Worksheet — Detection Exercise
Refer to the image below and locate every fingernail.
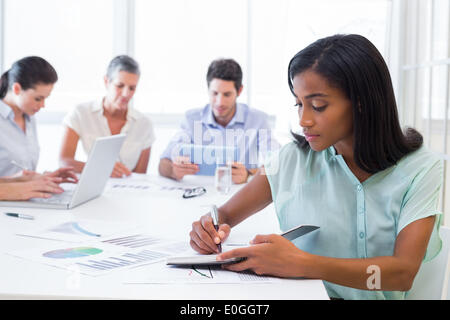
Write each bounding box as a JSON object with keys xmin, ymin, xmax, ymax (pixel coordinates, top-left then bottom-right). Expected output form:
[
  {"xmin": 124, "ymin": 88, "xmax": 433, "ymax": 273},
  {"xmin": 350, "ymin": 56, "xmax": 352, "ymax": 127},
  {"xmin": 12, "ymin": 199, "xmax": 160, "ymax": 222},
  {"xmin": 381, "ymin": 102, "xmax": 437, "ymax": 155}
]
[{"xmin": 215, "ymin": 237, "xmax": 220, "ymax": 244}]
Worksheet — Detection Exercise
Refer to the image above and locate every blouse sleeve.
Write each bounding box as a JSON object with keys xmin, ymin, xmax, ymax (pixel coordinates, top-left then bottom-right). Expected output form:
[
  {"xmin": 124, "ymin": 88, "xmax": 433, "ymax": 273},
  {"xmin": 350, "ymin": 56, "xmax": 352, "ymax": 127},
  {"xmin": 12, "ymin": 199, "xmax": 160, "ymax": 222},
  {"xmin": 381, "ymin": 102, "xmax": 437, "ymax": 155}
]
[
  {"xmin": 397, "ymin": 155, "xmax": 444, "ymax": 262},
  {"xmin": 264, "ymin": 142, "xmax": 302, "ymax": 212},
  {"xmin": 141, "ymin": 116, "xmax": 156, "ymax": 149},
  {"xmin": 62, "ymin": 105, "xmax": 82, "ymax": 135}
]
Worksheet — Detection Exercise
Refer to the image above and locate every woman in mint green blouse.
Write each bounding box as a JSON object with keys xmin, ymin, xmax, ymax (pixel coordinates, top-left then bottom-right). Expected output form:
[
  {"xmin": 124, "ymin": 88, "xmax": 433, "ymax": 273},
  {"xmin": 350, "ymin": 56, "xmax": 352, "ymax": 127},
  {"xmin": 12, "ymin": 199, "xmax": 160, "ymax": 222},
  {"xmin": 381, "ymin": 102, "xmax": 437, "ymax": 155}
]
[{"xmin": 189, "ymin": 34, "xmax": 443, "ymax": 300}]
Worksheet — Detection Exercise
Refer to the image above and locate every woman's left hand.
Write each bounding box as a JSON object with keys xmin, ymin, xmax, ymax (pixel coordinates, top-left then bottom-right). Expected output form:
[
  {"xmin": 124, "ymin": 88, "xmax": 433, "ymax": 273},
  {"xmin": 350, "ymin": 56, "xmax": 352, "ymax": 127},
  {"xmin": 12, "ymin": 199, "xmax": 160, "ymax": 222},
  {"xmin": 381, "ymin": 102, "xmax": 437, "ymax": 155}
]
[
  {"xmin": 217, "ymin": 234, "xmax": 311, "ymax": 278},
  {"xmin": 44, "ymin": 167, "xmax": 78, "ymax": 183}
]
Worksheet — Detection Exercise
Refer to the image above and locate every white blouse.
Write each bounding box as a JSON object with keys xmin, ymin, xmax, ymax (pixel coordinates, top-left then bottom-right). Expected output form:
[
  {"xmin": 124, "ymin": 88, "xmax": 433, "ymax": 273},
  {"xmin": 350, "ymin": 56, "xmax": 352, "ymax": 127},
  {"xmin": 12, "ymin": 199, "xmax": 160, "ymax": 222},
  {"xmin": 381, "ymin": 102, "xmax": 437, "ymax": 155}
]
[{"xmin": 63, "ymin": 99, "xmax": 156, "ymax": 171}]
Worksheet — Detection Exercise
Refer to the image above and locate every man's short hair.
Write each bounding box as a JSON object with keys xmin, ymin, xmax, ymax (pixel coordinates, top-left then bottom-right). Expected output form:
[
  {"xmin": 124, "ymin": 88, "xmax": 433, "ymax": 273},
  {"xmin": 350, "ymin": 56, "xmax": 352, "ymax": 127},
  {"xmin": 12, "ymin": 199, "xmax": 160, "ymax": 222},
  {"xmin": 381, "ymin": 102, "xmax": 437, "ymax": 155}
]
[{"xmin": 206, "ymin": 58, "xmax": 243, "ymax": 92}]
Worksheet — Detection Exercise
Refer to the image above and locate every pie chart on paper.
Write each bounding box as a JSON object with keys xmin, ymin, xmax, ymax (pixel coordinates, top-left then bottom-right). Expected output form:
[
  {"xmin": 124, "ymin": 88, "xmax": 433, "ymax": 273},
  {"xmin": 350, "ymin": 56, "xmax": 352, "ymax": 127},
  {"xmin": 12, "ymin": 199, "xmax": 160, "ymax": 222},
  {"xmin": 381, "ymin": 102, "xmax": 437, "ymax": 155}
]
[{"xmin": 43, "ymin": 247, "xmax": 103, "ymax": 259}]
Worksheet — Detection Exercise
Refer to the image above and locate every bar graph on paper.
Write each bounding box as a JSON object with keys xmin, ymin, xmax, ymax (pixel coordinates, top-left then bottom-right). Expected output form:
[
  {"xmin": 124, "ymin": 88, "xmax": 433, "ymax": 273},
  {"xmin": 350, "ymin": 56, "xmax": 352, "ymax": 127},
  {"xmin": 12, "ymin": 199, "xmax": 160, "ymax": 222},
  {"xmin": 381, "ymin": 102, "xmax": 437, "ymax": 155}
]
[
  {"xmin": 102, "ymin": 234, "xmax": 190, "ymax": 254},
  {"xmin": 7, "ymin": 231, "xmax": 190, "ymax": 276},
  {"xmin": 75, "ymin": 249, "xmax": 170, "ymax": 274},
  {"xmin": 102, "ymin": 234, "xmax": 163, "ymax": 248},
  {"xmin": 60, "ymin": 233, "xmax": 188, "ymax": 275}
]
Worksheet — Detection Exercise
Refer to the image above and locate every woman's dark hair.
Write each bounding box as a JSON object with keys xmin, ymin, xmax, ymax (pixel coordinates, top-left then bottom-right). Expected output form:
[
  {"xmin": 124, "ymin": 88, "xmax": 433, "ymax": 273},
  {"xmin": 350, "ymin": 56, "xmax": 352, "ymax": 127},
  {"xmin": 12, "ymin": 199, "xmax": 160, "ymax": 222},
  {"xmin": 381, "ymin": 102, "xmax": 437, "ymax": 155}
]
[
  {"xmin": 106, "ymin": 55, "xmax": 140, "ymax": 80},
  {"xmin": 288, "ymin": 34, "xmax": 423, "ymax": 174},
  {"xmin": 0, "ymin": 56, "xmax": 58, "ymax": 99},
  {"xmin": 207, "ymin": 58, "xmax": 243, "ymax": 92}
]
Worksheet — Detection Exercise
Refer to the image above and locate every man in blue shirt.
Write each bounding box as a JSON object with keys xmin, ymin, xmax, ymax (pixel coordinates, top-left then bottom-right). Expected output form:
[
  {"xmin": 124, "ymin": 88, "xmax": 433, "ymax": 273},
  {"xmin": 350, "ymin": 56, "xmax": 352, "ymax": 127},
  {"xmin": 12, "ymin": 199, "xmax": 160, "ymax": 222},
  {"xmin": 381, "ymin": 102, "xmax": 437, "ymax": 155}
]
[{"xmin": 159, "ymin": 58, "xmax": 279, "ymax": 184}]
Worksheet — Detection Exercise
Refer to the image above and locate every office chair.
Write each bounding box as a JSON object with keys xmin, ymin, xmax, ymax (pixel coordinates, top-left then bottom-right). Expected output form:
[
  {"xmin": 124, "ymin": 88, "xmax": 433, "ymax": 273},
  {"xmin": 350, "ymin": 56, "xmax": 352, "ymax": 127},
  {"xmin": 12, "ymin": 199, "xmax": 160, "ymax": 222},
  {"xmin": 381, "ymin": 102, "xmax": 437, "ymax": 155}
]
[{"xmin": 406, "ymin": 226, "xmax": 450, "ymax": 300}]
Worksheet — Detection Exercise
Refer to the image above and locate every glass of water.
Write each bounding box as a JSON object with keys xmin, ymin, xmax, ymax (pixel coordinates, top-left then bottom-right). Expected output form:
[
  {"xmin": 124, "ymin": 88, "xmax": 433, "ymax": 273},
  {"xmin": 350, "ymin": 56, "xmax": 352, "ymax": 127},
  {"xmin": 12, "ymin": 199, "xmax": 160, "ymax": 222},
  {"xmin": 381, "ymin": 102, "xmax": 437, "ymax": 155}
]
[{"xmin": 215, "ymin": 163, "xmax": 232, "ymax": 195}]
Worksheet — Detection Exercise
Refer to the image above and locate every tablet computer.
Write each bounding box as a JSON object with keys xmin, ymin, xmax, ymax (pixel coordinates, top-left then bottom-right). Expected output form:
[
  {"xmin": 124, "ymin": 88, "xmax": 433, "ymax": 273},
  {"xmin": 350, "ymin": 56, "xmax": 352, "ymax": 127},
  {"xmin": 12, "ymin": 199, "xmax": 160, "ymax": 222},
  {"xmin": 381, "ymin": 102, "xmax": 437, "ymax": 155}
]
[
  {"xmin": 166, "ymin": 255, "xmax": 244, "ymax": 266},
  {"xmin": 179, "ymin": 144, "xmax": 240, "ymax": 176},
  {"xmin": 280, "ymin": 225, "xmax": 319, "ymax": 241},
  {"xmin": 166, "ymin": 224, "xmax": 319, "ymax": 267}
]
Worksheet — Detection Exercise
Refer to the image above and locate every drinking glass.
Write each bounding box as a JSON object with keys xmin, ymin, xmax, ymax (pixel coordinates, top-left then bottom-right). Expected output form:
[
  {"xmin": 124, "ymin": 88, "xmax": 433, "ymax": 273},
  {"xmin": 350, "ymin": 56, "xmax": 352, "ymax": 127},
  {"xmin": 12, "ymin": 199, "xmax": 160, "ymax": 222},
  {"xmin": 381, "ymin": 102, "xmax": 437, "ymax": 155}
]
[{"xmin": 214, "ymin": 164, "xmax": 232, "ymax": 195}]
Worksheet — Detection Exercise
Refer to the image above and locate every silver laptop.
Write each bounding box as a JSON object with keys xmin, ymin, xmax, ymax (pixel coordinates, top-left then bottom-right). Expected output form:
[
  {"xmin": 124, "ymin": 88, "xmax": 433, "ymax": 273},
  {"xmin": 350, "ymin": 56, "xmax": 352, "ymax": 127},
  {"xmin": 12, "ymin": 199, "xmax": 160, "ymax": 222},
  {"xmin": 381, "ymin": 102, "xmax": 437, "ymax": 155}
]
[{"xmin": 0, "ymin": 134, "xmax": 126, "ymax": 210}]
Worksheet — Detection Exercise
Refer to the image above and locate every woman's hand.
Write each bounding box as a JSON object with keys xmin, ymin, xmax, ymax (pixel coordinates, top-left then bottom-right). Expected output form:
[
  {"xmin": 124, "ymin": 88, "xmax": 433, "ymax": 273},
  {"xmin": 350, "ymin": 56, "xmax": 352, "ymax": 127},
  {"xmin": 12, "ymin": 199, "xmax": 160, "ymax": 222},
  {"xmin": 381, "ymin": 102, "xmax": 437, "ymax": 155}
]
[
  {"xmin": 0, "ymin": 177, "xmax": 64, "ymax": 201},
  {"xmin": 218, "ymin": 234, "xmax": 310, "ymax": 278},
  {"xmin": 44, "ymin": 167, "xmax": 78, "ymax": 183},
  {"xmin": 190, "ymin": 213, "xmax": 231, "ymax": 254},
  {"xmin": 111, "ymin": 162, "xmax": 132, "ymax": 178}
]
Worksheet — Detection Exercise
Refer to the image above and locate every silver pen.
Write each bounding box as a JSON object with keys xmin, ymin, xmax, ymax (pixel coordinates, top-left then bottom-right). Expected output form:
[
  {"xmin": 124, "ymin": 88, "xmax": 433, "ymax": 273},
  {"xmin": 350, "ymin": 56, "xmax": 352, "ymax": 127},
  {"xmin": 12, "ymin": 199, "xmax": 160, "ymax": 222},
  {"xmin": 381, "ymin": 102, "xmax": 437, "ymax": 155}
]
[{"xmin": 211, "ymin": 205, "xmax": 222, "ymax": 253}]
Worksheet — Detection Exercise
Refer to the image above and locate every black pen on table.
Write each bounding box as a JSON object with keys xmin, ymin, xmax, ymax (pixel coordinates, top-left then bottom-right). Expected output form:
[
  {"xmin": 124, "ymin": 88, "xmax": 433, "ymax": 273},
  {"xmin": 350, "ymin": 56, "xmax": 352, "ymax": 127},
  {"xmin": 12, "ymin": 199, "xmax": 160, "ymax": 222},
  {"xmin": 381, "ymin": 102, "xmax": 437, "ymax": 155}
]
[
  {"xmin": 211, "ymin": 204, "xmax": 222, "ymax": 253},
  {"xmin": 4, "ymin": 212, "xmax": 35, "ymax": 220}
]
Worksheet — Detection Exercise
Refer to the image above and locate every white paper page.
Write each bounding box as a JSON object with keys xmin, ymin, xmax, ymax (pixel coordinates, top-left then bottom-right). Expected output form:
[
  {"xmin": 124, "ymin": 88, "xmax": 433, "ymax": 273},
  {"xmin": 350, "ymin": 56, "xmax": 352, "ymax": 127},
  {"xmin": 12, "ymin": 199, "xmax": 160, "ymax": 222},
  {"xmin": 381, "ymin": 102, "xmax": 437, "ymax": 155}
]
[
  {"xmin": 105, "ymin": 179, "xmax": 159, "ymax": 193},
  {"xmin": 105, "ymin": 174, "xmax": 205, "ymax": 195},
  {"xmin": 6, "ymin": 233, "xmax": 188, "ymax": 276},
  {"xmin": 124, "ymin": 243, "xmax": 281, "ymax": 284},
  {"xmin": 16, "ymin": 219, "xmax": 139, "ymax": 243},
  {"xmin": 124, "ymin": 261, "xmax": 281, "ymax": 284}
]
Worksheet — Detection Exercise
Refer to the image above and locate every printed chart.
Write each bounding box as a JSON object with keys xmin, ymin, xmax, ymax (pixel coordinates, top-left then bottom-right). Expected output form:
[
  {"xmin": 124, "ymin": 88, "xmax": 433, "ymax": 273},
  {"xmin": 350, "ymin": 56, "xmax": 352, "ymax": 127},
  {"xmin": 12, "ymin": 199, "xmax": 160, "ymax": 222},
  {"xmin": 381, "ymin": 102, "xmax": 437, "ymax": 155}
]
[
  {"xmin": 8, "ymin": 232, "xmax": 189, "ymax": 276},
  {"xmin": 50, "ymin": 222, "xmax": 101, "ymax": 238},
  {"xmin": 17, "ymin": 219, "xmax": 136, "ymax": 243},
  {"xmin": 75, "ymin": 249, "xmax": 170, "ymax": 273},
  {"xmin": 102, "ymin": 234, "xmax": 163, "ymax": 248},
  {"xmin": 43, "ymin": 247, "xmax": 102, "ymax": 259}
]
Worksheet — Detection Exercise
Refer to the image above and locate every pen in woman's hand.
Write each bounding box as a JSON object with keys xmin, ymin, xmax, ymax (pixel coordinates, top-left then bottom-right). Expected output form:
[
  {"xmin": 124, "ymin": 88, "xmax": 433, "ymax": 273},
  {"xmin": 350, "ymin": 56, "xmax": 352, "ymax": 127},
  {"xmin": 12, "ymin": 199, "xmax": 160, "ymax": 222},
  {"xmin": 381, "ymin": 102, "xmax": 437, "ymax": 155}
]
[{"xmin": 211, "ymin": 205, "xmax": 222, "ymax": 253}]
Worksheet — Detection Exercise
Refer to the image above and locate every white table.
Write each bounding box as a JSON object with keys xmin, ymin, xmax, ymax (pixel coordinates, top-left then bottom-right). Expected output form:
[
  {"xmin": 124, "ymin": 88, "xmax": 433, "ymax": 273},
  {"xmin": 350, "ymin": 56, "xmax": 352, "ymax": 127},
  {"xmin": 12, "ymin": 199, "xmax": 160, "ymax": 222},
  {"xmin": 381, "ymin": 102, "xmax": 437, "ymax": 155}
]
[{"xmin": 0, "ymin": 174, "xmax": 328, "ymax": 300}]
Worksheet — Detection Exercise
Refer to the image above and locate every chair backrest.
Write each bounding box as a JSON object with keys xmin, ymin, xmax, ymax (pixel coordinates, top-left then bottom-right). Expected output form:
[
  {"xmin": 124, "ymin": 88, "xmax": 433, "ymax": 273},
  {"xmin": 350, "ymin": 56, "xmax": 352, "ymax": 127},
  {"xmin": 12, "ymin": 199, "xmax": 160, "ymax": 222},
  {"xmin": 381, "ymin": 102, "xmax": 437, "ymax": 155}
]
[
  {"xmin": 442, "ymin": 251, "xmax": 450, "ymax": 299},
  {"xmin": 406, "ymin": 226, "xmax": 450, "ymax": 300}
]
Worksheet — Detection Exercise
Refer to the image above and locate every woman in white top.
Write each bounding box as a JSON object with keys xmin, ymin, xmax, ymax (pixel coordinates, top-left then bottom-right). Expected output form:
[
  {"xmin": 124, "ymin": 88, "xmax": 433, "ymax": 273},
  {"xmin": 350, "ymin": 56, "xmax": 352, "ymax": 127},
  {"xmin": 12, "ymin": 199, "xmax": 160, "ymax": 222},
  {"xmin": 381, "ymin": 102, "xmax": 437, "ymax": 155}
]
[{"xmin": 60, "ymin": 55, "xmax": 156, "ymax": 177}]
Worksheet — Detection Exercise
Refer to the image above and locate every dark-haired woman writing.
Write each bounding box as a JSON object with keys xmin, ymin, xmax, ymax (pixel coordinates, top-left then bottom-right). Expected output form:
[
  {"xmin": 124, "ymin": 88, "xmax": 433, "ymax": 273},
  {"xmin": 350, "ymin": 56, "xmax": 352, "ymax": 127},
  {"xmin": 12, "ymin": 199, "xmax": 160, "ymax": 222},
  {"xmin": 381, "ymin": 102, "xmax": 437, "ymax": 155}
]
[
  {"xmin": 0, "ymin": 56, "xmax": 77, "ymax": 194},
  {"xmin": 189, "ymin": 34, "xmax": 443, "ymax": 300}
]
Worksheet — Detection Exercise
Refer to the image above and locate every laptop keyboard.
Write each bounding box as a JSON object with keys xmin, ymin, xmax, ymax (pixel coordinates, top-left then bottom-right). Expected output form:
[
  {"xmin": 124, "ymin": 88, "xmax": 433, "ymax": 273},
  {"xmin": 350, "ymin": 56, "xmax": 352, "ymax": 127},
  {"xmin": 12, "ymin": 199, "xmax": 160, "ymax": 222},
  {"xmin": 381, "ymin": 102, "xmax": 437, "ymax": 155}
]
[{"xmin": 30, "ymin": 190, "xmax": 74, "ymax": 204}]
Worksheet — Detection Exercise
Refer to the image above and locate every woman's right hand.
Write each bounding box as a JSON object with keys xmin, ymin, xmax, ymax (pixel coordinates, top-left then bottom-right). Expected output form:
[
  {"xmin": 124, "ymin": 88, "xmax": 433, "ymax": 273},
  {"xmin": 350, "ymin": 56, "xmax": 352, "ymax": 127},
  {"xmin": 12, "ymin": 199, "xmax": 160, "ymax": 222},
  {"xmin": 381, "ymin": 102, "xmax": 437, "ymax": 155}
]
[
  {"xmin": 1, "ymin": 177, "xmax": 64, "ymax": 201},
  {"xmin": 190, "ymin": 213, "xmax": 231, "ymax": 254},
  {"xmin": 111, "ymin": 162, "xmax": 132, "ymax": 178}
]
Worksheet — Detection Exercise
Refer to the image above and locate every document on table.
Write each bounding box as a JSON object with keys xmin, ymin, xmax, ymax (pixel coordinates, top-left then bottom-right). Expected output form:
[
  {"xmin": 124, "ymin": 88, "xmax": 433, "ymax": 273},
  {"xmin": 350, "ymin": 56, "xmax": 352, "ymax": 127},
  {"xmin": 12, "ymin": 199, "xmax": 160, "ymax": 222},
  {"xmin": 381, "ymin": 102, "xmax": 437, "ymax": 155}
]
[
  {"xmin": 124, "ymin": 262, "xmax": 281, "ymax": 284},
  {"xmin": 105, "ymin": 173, "xmax": 205, "ymax": 194},
  {"xmin": 124, "ymin": 245, "xmax": 281, "ymax": 284},
  {"xmin": 106, "ymin": 179, "xmax": 159, "ymax": 192},
  {"xmin": 16, "ymin": 219, "xmax": 138, "ymax": 243},
  {"xmin": 6, "ymin": 233, "xmax": 190, "ymax": 276}
]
